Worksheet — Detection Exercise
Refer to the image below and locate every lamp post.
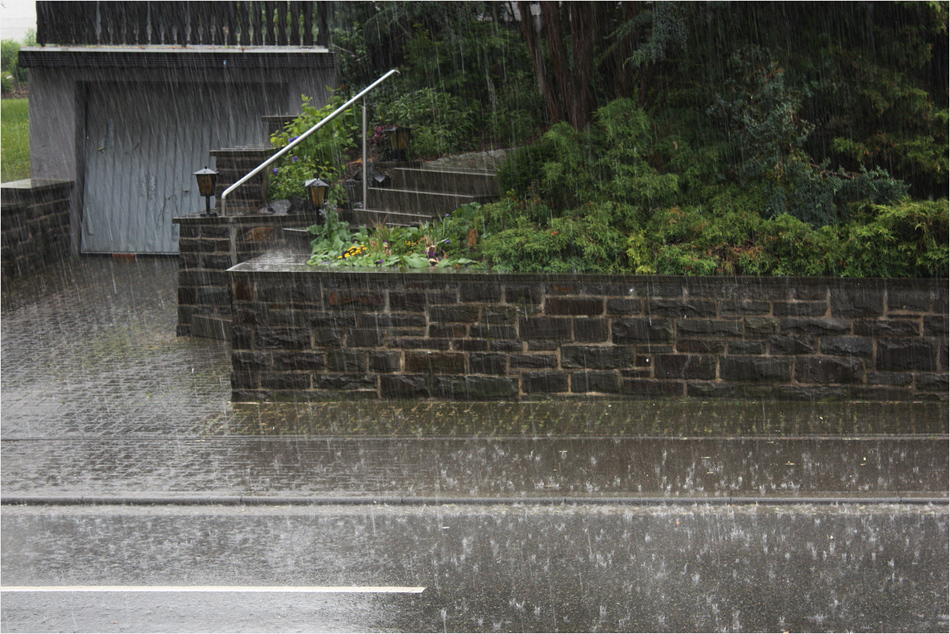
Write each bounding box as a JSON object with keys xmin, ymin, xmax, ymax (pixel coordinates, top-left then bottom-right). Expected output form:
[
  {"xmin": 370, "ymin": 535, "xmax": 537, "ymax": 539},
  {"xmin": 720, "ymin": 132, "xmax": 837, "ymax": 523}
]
[
  {"xmin": 305, "ymin": 177, "xmax": 330, "ymax": 221},
  {"xmin": 383, "ymin": 126, "xmax": 412, "ymax": 161},
  {"xmin": 194, "ymin": 167, "xmax": 218, "ymax": 217}
]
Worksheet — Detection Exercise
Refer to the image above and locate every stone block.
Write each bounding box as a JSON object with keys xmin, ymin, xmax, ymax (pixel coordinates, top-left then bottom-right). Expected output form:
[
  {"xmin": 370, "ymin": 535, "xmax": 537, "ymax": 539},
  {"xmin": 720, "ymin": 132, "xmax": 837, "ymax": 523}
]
[
  {"xmin": 460, "ymin": 282, "xmax": 503, "ymax": 303},
  {"xmin": 574, "ymin": 319, "xmax": 609, "ymax": 343},
  {"xmin": 612, "ymin": 318, "xmax": 673, "ymax": 344},
  {"xmin": 745, "ymin": 317, "xmax": 780, "ymax": 336},
  {"xmin": 876, "ymin": 339, "xmax": 938, "ymax": 372},
  {"xmin": 854, "ymin": 320, "xmax": 920, "ymax": 338},
  {"xmin": 428, "ymin": 290, "xmax": 459, "ymax": 304},
  {"xmin": 923, "ymin": 316, "xmax": 949, "ymax": 338},
  {"xmin": 327, "ymin": 291, "xmax": 384, "ymax": 309},
  {"xmin": 389, "ymin": 338, "xmax": 451, "ymax": 350},
  {"xmin": 820, "ymin": 337, "xmax": 873, "ymax": 357},
  {"xmin": 260, "ymin": 372, "xmax": 311, "ymax": 390},
  {"xmin": 916, "ymin": 373, "xmax": 949, "ymax": 392},
  {"xmin": 233, "ymin": 350, "xmax": 269, "ymax": 372},
  {"xmin": 489, "ymin": 340, "xmax": 524, "ymax": 352},
  {"xmin": 259, "ymin": 284, "xmax": 321, "ymax": 305},
  {"xmin": 255, "ymin": 327, "xmax": 309, "ymax": 350},
  {"xmin": 727, "ymin": 341, "xmax": 766, "ymax": 355},
  {"xmin": 311, "ymin": 327, "xmax": 344, "ymax": 346},
  {"xmin": 520, "ymin": 317, "xmax": 573, "ymax": 341},
  {"xmin": 510, "ymin": 354, "xmax": 558, "ymax": 369},
  {"xmin": 348, "ymin": 329, "xmax": 384, "ymax": 347},
  {"xmin": 230, "ymin": 370, "xmax": 260, "ymax": 390},
  {"xmin": 653, "ymin": 355, "xmax": 717, "ymax": 380},
  {"xmin": 571, "ymin": 371, "xmax": 621, "ymax": 394},
  {"xmin": 470, "ymin": 324, "xmax": 517, "ymax": 339},
  {"xmin": 370, "ymin": 351, "xmax": 402, "ymax": 373},
  {"xmin": 621, "ymin": 379, "xmax": 685, "ymax": 397},
  {"xmin": 381, "ymin": 374, "xmax": 430, "ymax": 398},
  {"xmin": 431, "ymin": 324, "xmax": 468, "ymax": 339},
  {"xmin": 326, "ymin": 350, "xmax": 368, "ymax": 372},
  {"xmin": 271, "ymin": 351, "xmax": 325, "ymax": 372},
  {"xmin": 199, "ymin": 225, "xmax": 231, "ymax": 239},
  {"xmin": 522, "ymin": 371, "xmax": 569, "ymax": 393},
  {"xmin": 606, "ymin": 299, "xmax": 643, "ymax": 315},
  {"xmin": 359, "ymin": 313, "xmax": 427, "ymax": 329},
  {"xmin": 677, "ymin": 339, "xmax": 727, "ymax": 354},
  {"xmin": 405, "ymin": 351, "xmax": 466, "ymax": 374},
  {"xmin": 866, "ymin": 372, "xmax": 913, "ymax": 386},
  {"xmin": 887, "ymin": 288, "xmax": 934, "ymax": 313},
  {"xmin": 430, "ymin": 305, "xmax": 481, "ymax": 323},
  {"xmin": 561, "ymin": 345, "xmax": 637, "ymax": 370},
  {"xmin": 232, "ymin": 325, "xmax": 255, "ymax": 350},
  {"xmin": 546, "ymin": 297, "xmax": 604, "ymax": 316},
  {"xmin": 483, "ymin": 308, "xmax": 518, "ymax": 325},
  {"xmin": 431, "ymin": 376, "xmax": 518, "ymax": 400},
  {"xmin": 830, "ymin": 287, "xmax": 884, "ymax": 318},
  {"xmin": 719, "ymin": 299, "xmax": 771, "ymax": 316},
  {"xmin": 645, "ymin": 298, "xmax": 716, "ymax": 318},
  {"xmin": 720, "ymin": 356, "xmax": 793, "ymax": 382},
  {"xmin": 390, "ymin": 292, "xmax": 427, "ymax": 311},
  {"xmin": 780, "ymin": 318, "xmax": 851, "ymax": 336},
  {"xmin": 795, "ymin": 356, "xmax": 864, "ymax": 384},
  {"xmin": 453, "ymin": 339, "xmax": 489, "ymax": 352},
  {"xmin": 469, "ymin": 353, "xmax": 508, "ymax": 375},
  {"xmin": 312, "ymin": 374, "xmax": 377, "ymax": 391},
  {"xmin": 677, "ymin": 319, "xmax": 743, "ymax": 337},
  {"xmin": 772, "ymin": 302, "xmax": 828, "ymax": 317},
  {"xmin": 504, "ymin": 285, "xmax": 543, "ymax": 304},
  {"xmin": 770, "ymin": 335, "xmax": 817, "ymax": 355}
]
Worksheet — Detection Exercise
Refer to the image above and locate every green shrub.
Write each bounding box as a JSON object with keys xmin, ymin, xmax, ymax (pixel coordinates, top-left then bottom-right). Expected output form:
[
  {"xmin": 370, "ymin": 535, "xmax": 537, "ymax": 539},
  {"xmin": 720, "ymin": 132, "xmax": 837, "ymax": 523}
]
[
  {"xmin": 269, "ymin": 93, "xmax": 360, "ymax": 202},
  {"xmin": 373, "ymin": 87, "xmax": 477, "ymax": 159}
]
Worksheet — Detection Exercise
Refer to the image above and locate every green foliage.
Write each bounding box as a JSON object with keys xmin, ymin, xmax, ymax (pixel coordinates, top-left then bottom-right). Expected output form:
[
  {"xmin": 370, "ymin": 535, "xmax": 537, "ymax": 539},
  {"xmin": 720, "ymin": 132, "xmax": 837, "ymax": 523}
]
[
  {"xmin": 307, "ymin": 208, "xmax": 482, "ymax": 270},
  {"xmin": 1, "ymin": 39, "xmax": 26, "ymax": 87},
  {"xmin": 1, "ymin": 98, "xmax": 30, "ymax": 181},
  {"xmin": 373, "ymin": 87, "xmax": 477, "ymax": 159},
  {"xmin": 269, "ymin": 93, "xmax": 360, "ymax": 202}
]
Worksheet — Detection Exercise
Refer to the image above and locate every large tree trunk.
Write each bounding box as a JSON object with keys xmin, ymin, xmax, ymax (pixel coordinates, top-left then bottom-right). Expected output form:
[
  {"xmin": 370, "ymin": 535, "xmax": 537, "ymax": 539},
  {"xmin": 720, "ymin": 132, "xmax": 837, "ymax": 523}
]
[{"xmin": 518, "ymin": 1, "xmax": 563, "ymax": 125}]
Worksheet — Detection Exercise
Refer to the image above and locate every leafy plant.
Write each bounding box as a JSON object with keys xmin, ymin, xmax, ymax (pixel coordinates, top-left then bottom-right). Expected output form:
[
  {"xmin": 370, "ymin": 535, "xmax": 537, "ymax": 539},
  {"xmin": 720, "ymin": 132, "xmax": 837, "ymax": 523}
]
[{"xmin": 269, "ymin": 93, "xmax": 361, "ymax": 202}]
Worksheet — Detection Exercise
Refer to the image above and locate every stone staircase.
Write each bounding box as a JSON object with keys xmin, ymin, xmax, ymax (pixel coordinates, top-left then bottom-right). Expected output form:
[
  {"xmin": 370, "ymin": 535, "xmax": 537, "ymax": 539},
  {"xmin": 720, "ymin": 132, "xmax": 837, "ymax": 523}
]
[{"xmin": 341, "ymin": 162, "xmax": 501, "ymax": 227}]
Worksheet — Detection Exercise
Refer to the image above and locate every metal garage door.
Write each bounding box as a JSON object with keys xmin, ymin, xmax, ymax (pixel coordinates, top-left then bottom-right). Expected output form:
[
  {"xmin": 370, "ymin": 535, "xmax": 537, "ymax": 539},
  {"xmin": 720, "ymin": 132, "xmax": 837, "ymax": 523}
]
[{"xmin": 81, "ymin": 81, "xmax": 281, "ymax": 254}]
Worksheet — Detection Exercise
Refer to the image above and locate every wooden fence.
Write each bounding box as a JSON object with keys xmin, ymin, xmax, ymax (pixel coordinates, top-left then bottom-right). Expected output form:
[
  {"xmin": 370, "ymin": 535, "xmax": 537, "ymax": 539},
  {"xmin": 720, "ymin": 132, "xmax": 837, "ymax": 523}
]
[{"xmin": 36, "ymin": 1, "xmax": 329, "ymax": 47}]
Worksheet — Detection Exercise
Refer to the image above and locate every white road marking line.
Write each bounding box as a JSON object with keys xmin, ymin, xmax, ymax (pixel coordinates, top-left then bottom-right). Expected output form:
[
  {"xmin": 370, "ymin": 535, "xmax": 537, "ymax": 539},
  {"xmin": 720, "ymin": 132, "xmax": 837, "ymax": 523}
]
[{"xmin": 2, "ymin": 585, "xmax": 425, "ymax": 594}]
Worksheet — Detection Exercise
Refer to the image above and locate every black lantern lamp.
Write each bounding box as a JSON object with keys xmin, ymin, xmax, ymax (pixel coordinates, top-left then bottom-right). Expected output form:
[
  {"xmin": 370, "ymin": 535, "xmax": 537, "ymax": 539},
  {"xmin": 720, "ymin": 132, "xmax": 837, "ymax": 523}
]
[
  {"xmin": 194, "ymin": 166, "xmax": 218, "ymax": 217},
  {"xmin": 384, "ymin": 126, "xmax": 412, "ymax": 161},
  {"xmin": 305, "ymin": 177, "xmax": 330, "ymax": 213}
]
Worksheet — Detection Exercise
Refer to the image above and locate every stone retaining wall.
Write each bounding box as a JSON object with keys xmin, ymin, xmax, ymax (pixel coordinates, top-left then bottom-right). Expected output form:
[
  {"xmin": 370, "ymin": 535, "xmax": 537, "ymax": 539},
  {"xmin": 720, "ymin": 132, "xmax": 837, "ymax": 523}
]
[
  {"xmin": 173, "ymin": 214, "xmax": 317, "ymax": 339},
  {"xmin": 1, "ymin": 179, "xmax": 73, "ymax": 277},
  {"xmin": 229, "ymin": 257, "xmax": 948, "ymax": 402}
]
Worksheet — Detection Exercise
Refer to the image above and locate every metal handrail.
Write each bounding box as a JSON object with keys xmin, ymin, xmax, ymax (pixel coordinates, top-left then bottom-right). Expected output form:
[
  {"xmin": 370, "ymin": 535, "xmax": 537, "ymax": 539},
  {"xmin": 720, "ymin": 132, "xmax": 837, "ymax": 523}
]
[{"xmin": 220, "ymin": 68, "xmax": 399, "ymax": 215}]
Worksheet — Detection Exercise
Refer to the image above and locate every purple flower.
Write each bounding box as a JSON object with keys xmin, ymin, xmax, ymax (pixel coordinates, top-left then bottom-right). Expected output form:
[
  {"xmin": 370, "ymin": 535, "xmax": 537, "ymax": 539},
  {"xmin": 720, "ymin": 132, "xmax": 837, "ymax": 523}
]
[
  {"xmin": 290, "ymin": 136, "xmax": 298, "ymax": 142},
  {"xmin": 445, "ymin": 239, "xmax": 451, "ymax": 245},
  {"xmin": 272, "ymin": 167, "xmax": 279, "ymax": 174},
  {"xmin": 291, "ymin": 156, "xmax": 299, "ymax": 162}
]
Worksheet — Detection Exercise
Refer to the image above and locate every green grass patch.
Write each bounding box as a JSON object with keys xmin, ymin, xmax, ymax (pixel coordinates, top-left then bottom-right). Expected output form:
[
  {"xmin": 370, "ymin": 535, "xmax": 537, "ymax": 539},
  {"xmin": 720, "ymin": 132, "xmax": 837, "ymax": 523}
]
[{"xmin": 1, "ymin": 98, "xmax": 29, "ymax": 182}]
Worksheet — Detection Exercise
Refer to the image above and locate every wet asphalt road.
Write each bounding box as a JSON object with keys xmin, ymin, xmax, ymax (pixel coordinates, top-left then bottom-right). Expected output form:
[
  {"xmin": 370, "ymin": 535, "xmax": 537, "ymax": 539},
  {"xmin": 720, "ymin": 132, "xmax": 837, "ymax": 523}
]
[
  {"xmin": 3, "ymin": 504, "xmax": 948, "ymax": 633},
  {"xmin": 2, "ymin": 257, "xmax": 948, "ymax": 632}
]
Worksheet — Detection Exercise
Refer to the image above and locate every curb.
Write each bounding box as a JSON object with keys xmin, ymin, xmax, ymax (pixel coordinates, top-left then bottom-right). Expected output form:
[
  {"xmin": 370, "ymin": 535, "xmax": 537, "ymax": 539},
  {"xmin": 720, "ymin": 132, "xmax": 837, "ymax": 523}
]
[{"xmin": 2, "ymin": 495, "xmax": 947, "ymax": 507}]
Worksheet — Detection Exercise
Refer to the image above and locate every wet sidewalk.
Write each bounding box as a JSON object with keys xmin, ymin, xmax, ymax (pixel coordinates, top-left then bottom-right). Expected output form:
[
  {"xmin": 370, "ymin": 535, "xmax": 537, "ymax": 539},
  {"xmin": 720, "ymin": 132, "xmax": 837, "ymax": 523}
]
[{"xmin": 1, "ymin": 256, "xmax": 947, "ymax": 503}]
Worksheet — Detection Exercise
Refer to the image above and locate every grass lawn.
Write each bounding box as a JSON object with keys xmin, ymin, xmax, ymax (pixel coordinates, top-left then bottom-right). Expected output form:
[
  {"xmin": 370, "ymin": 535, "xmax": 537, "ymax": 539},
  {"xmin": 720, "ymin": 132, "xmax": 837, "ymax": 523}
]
[{"xmin": 1, "ymin": 98, "xmax": 29, "ymax": 182}]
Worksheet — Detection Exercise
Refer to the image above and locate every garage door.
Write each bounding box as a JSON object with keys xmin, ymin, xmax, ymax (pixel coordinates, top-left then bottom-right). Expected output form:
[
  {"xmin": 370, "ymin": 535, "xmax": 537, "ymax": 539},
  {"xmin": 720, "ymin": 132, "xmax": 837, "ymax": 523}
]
[{"xmin": 81, "ymin": 81, "xmax": 281, "ymax": 254}]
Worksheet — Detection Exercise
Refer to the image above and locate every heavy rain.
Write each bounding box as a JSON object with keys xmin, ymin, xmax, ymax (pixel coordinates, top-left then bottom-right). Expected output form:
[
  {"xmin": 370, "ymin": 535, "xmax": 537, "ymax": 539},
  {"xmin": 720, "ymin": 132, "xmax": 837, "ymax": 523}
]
[{"xmin": 1, "ymin": 1, "xmax": 947, "ymax": 632}]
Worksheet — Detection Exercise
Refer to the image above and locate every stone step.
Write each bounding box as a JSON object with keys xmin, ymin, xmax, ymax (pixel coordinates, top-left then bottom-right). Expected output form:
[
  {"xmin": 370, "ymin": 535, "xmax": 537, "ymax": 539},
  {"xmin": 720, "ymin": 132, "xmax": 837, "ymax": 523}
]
[
  {"xmin": 364, "ymin": 188, "xmax": 484, "ymax": 216},
  {"xmin": 388, "ymin": 167, "xmax": 499, "ymax": 197},
  {"xmin": 340, "ymin": 208, "xmax": 435, "ymax": 228}
]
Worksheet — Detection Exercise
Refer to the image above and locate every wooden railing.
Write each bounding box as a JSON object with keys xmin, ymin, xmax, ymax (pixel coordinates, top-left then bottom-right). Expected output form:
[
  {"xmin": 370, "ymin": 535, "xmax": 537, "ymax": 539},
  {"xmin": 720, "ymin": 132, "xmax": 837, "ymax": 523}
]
[{"xmin": 36, "ymin": 1, "xmax": 329, "ymax": 47}]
